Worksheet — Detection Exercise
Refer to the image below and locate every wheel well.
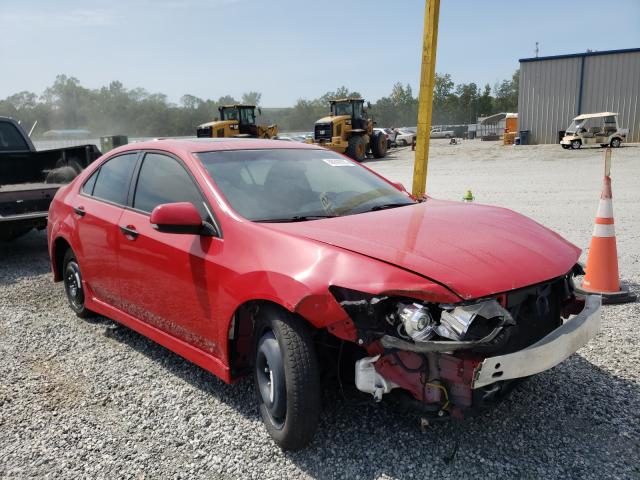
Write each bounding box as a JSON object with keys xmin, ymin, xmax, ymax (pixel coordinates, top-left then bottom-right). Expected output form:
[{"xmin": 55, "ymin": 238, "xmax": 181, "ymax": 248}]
[
  {"xmin": 227, "ymin": 300, "xmax": 321, "ymax": 380},
  {"xmin": 52, "ymin": 237, "xmax": 71, "ymax": 282}
]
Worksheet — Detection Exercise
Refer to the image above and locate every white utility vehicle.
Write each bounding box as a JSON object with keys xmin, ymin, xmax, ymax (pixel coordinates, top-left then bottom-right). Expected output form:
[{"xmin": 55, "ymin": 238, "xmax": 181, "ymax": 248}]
[
  {"xmin": 430, "ymin": 126, "xmax": 455, "ymax": 139},
  {"xmin": 560, "ymin": 112, "xmax": 628, "ymax": 149}
]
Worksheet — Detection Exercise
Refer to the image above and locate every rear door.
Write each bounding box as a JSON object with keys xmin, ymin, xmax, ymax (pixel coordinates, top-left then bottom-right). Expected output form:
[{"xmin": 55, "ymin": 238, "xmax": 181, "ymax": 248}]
[
  {"xmin": 73, "ymin": 152, "xmax": 139, "ymax": 307},
  {"xmin": 116, "ymin": 151, "xmax": 223, "ymax": 356}
]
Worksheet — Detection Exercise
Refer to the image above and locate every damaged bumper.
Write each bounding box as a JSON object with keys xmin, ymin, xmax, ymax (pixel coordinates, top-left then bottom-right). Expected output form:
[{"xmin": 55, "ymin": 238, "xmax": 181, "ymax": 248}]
[{"xmin": 472, "ymin": 295, "xmax": 601, "ymax": 388}]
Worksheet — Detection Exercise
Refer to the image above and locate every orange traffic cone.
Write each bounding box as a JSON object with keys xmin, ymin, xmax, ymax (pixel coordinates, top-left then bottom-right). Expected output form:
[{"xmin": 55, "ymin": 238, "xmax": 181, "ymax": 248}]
[{"xmin": 576, "ymin": 149, "xmax": 636, "ymax": 304}]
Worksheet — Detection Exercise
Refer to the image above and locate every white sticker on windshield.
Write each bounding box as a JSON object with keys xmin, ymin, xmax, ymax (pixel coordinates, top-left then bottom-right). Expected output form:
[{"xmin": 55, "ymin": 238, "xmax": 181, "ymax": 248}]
[{"xmin": 322, "ymin": 157, "xmax": 354, "ymax": 167}]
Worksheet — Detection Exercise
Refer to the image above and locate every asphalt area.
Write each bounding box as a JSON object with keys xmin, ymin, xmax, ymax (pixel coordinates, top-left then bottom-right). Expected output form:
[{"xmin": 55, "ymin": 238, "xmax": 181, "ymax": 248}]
[{"xmin": 1, "ymin": 140, "xmax": 638, "ymax": 479}]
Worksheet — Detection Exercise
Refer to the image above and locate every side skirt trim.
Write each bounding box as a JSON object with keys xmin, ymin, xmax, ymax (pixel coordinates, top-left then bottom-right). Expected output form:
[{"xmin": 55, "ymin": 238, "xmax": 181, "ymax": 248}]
[{"xmin": 86, "ymin": 296, "xmax": 232, "ymax": 383}]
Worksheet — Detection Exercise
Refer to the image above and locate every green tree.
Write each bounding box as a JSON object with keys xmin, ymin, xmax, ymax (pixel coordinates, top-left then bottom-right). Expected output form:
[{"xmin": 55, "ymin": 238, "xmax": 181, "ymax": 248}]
[
  {"xmin": 494, "ymin": 69, "xmax": 519, "ymax": 112},
  {"xmin": 241, "ymin": 91, "xmax": 262, "ymax": 106}
]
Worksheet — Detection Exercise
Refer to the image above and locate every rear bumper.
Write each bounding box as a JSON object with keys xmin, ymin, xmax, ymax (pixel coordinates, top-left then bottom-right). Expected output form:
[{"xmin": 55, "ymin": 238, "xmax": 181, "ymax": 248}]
[{"xmin": 472, "ymin": 295, "xmax": 601, "ymax": 388}]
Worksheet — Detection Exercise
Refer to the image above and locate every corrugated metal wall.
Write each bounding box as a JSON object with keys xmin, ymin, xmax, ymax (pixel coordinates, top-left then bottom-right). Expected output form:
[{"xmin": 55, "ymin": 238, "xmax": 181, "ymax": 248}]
[
  {"xmin": 581, "ymin": 52, "xmax": 640, "ymax": 143},
  {"xmin": 518, "ymin": 50, "xmax": 640, "ymax": 144}
]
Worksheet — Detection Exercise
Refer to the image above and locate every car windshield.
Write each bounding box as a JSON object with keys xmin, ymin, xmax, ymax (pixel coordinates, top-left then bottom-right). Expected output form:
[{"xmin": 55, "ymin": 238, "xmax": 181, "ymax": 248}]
[
  {"xmin": 332, "ymin": 103, "xmax": 352, "ymax": 116},
  {"xmin": 197, "ymin": 149, "xmax": 415, "ymax": 222},
  {"xmin": 239, "ymin": 108, "xmax": 255, "ymax": 125},
  {"xmin": 566, "ymin": 119, "xmax": 584, "ymax": 133},
  {"xmin": 220, "ymin": 108, "xmax": 239, "ymax": 121}
]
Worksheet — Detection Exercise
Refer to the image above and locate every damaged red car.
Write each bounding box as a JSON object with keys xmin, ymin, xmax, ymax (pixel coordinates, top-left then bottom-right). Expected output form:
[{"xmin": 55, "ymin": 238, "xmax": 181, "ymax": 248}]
[{"xmin": 47, "ymin": 139, "xmax": 601, "ymax": 450}]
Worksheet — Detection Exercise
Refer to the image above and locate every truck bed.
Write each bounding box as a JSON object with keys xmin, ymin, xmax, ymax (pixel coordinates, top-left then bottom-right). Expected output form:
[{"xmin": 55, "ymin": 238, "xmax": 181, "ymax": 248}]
[
  {"xmin": 0, "ymin": 117, "xmax": 101, "ymax": 240},
  {"xmin": 0, "ymin": 182, "xmax": 62, "ymax": 221},
  {"xmin": 0, "ymin": 182, "xmax": 64, "ymax": 192}
]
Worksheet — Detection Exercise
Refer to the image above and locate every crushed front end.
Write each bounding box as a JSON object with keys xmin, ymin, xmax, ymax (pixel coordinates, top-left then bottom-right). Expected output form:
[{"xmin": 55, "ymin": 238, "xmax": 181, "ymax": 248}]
[{"xmin": 331, "ymin": 266, "xmax": 601, "ymax": 420}]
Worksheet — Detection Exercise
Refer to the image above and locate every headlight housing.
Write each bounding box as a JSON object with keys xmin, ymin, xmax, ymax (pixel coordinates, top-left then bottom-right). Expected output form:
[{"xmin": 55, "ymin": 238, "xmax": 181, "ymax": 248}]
[
  {"xmin": 437, "ymin": 300, "xmax": 512, "ymax": 341},
  {"xmin": 398, "ymin": 303, "xmax": 434, "ymax": 341},
  {"xmin": 329, "ymin": 286, "xmax": 512, "ymax": 348}
]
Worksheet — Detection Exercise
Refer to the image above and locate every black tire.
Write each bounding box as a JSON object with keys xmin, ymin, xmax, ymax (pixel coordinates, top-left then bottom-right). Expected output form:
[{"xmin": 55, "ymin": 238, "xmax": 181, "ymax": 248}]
[
  {"xmin": 600, "ymin": 144, "xmax": 608, "ymax": 147},
  {"xmin": 62, "ymin": 249, "xmax": 94, "ymax": 318},
  {"xmin": 346, "ymin": 135, "xmax": 366, "ymax": 162},
  {"xmin": 253, "ymin": 307, "xmax": 320, "ymax": 450},
  {"xmin": 370, "ymin": 131, "xmax": 388, "ymax": 159},
  {"xmin": 610, "ymin": 138, "xmax": 621, "ymax": 148},
  {"xmin": 55, "ymin": 158, "xmax": 83, "ymax": 175},
  {"xmin": 67, "ymin": 159, "xmax": 84, "ymax": 175},
  {"xmin": 399, "ymin": 139, "xmax": 407, "ymax": 147},
  {"xmin": 45, "ymin": 166, "xmax": 77, "ymax": 184},
  {"xmin": 561, "ymin": 144, "xmax": 570, "ymax": 150},
  {"xmin": 570, "ymin": 139, "xmax": 581, "ymax": 150}
]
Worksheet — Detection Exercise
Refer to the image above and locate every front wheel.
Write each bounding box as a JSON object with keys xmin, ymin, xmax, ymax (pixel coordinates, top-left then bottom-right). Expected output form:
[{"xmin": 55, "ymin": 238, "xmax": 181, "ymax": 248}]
[
  {"xmin": 346, "ymin": 135, "xmax": 366, "ymax": 162},
  {"xmin": 610, "ymin": 138, "xmax": 621, "ymax": 148},
  {"xmin": 561, "ymin": 144, "xmax": 570, "ymax": 149},
  {"xmin": 571, "ymin": 139, "xmax": 581, "ymax": 150},
  {"xmin": 254, "ymin": 307, "xmax": 320, "ymax": 450}
]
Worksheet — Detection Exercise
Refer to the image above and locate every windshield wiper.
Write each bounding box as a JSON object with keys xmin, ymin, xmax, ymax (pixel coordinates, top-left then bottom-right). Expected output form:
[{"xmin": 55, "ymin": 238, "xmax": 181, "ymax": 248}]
[
  {"xmin": 256, "ymin": 215, "xmax": 338, "ymax": 223},
  {"xmin": 367, "ymin": 202, "xmax": 415, "ymax": 212}
]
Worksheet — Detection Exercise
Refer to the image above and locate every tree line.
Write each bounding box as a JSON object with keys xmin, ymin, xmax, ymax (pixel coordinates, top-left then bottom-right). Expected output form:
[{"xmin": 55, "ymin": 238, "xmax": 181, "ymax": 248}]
[{"xmin": 0, "ymin": 72, "xmax": 518, "ymax": 137}]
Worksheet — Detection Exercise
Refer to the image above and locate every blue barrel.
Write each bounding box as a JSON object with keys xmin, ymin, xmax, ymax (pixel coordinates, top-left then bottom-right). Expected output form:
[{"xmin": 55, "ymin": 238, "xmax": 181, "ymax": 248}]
[{"xmin": 519, "ymin": 130, "xmax": 530, "ymax": 145}]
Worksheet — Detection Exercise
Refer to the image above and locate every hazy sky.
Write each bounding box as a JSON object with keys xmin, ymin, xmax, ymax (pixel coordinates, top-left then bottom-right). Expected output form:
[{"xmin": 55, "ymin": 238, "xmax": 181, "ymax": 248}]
[{"xmin": 1, "ymin": 0, "xmax": 639, "ymax": 106}]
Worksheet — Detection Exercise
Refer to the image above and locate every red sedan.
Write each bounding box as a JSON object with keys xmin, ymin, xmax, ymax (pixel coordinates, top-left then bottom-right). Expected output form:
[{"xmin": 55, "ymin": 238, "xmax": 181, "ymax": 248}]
[{"xmin": 47, "ymin": 139, "xmax": 601, "ymax": 449}]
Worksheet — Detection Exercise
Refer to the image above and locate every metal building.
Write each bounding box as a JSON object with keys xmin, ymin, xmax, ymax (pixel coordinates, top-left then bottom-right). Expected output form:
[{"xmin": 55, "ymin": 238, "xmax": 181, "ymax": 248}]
[{"xmin": 518, "ymin": 48, "xmax": 640, "ymax": 144}]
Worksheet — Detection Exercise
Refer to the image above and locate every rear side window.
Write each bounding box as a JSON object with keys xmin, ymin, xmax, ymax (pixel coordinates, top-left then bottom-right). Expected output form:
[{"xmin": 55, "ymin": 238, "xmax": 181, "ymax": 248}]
[
  {"xmin": 91, "ymin": 153, "xmax": 138, "ymax": 205},
  {"xmin": 133, "ymin": 153, "xmax": 207, "ymax": 218},
  {"xmin": 0, "ymin": 122, "xmax": 29, "ymax": 151},
  {"xmin": 82, "ymin": 170, "xmax": 99, "ymax": 195}
]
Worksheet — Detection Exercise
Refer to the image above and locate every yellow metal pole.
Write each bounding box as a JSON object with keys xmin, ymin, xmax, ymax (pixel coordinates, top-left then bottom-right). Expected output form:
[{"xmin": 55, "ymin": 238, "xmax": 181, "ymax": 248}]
[{"xmin": 412, "ymin": 0, "xmax": 440, "ymax": 197}]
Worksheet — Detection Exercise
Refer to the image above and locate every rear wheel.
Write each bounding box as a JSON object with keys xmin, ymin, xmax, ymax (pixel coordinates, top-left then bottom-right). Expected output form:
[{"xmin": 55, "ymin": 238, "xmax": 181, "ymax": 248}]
[
  {"xmin": 571, "ymin": 139, "xmax": 581, "ymax": 150},
  {"xmin": 346, "ymin": 135, "xmax": 366, "ymax": 162},
  {"xmin": 561, "ymin": 144, "xmax": 570, "ymax": 150},
  {"xmin": 371, "ymin": 131, "xmax": 388, "ymax": 158},
  {"xmin": 254, "ymin": 307, "xmax": 320, "ymax": 450},
  {"xmin": 62, "ymin": 249, "xmax": 94, "ymax": 318},
  {"xmin": 398, "ymin": 139, "xmax": 407, "ymax": 147},
  {"xmin": 610, "ymin": 138, "xmax": 621, "ymax": 148}
]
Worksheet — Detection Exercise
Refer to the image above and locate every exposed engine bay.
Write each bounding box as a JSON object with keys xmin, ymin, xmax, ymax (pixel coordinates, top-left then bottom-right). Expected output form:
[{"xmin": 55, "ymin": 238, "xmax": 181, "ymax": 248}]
[{"xmin": 331, "ymin": 265, "xmax": 594, "ymax": 419}]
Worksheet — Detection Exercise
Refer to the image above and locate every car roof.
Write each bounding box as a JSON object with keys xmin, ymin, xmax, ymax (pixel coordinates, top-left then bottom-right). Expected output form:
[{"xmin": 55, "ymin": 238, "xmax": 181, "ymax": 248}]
[
  {"xmin": 574, "ymin": 112, "xmax": 618, "ymax": 120},
  {"xmin": 107, "ymin": 138, "xmax": 323, "ymax": 157}
]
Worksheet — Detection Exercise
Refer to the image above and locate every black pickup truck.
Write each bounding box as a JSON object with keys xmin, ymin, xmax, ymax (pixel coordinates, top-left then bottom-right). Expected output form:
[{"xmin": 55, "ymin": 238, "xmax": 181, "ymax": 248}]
[{"xmin": 0, "ymin": 117, "xmax": 101, "ymax": 241}]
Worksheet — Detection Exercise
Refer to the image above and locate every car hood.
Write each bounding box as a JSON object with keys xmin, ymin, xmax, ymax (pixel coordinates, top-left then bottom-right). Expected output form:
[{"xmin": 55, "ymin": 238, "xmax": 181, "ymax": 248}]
[{"xmin": 265, "ymin": 199, "xmax": 580, "ymax": 300}]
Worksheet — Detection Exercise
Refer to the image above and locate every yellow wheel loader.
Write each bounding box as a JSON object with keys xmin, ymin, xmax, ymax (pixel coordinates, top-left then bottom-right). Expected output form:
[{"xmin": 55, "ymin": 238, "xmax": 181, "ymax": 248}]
[
  {"xmin": 196, "ymin": 105, "xmax": 278, "ymax": 139},
  {"xmin": 309, "ymin": 98, "xmax": 387, "ymax": 162}
]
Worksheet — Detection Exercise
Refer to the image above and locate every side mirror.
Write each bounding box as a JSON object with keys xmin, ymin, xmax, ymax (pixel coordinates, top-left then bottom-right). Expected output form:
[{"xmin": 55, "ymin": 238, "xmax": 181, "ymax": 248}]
[{"xmin": 150, "ymin": 202, "xmax": 205, "ymax": 235}]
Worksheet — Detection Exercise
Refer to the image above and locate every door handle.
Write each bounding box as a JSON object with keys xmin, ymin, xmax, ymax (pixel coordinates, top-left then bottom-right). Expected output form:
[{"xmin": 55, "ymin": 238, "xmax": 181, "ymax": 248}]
[
  {"xmin": 119, "ymin": 225, "xmax": 139, "ymax": 240},
  {"xmin": 74, "ymin": 206, "xmax": 85, "ymax": 217}
]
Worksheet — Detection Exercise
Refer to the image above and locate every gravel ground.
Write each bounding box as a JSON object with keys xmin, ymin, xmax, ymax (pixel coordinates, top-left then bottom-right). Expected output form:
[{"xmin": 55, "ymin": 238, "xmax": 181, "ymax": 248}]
[{"xmin": 1, "ymin": 140, "xmax": 639, "ymax": 479}]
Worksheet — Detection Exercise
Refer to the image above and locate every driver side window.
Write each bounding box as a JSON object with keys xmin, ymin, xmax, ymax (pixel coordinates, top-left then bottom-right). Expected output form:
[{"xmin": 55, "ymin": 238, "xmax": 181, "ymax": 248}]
[
  {"xmin": 353, "ymin": 102, "xmax": 363, "ymax": 119},
  {"xmin": 133, "ymin": 153, "xmax": 209, "ymax": 220}
]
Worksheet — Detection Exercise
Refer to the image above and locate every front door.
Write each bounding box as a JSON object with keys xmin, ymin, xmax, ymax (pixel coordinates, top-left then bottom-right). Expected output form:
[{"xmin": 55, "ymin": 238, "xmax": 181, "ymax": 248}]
[{"xmin": 116, "ymin": 152, "xmax": 223, "ymax": 357}]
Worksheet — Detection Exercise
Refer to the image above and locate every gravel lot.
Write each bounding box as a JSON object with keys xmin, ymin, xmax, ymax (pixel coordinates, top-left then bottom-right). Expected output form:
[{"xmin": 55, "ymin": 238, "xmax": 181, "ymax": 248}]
[{"xmin": 1, "ymin": 140, "xmax": 639, "ymax": 479}]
